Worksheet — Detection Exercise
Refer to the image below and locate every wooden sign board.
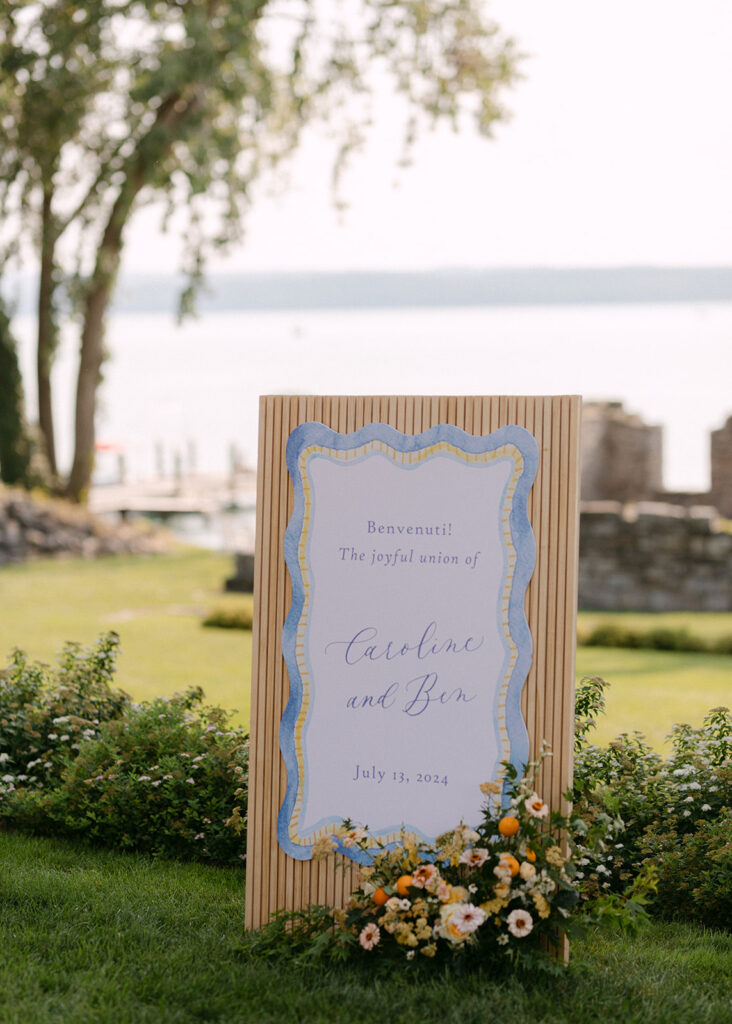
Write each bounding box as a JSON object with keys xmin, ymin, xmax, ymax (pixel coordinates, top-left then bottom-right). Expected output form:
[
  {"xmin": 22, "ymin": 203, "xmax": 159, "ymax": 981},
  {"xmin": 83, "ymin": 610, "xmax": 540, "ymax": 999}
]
[{"xmin": 245, "ymin": 396, "xmax": 581, "ymax": 931}]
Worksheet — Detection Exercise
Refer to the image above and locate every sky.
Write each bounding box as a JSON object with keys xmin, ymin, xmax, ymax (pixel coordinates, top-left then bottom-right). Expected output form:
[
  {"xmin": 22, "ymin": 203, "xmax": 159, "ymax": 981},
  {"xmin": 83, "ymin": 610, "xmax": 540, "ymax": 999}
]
[{"xmin": 122, "ymin": 0, "xmax": 732, "ymax": 274}]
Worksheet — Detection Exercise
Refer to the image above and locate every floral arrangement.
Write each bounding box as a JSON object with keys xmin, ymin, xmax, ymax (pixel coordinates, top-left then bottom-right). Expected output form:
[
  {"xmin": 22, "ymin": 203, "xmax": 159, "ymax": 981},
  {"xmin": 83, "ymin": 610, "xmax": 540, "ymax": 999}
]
[{"xmin": 301, "ymin": 751, "xmax": 601, "ymax": 970}]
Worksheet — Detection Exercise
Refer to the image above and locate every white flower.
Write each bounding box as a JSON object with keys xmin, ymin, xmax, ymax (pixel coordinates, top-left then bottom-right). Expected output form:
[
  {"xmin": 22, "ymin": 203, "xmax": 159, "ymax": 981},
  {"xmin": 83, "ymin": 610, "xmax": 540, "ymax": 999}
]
[
  {"xmin": 59, "ymin": 735, "xmax": 70, "ymax": 742},
  {"xmin": 524, "ymin": 793, "xmax": 549, "ymax": 819},
  {"xmin": 340, "ymin": 827, "xmax": 367, "ymax": 848},
  {"xmin": 497, "ymin": 933, "xmax": 509, "ymax": 946},
  {"xmin": 0, "ymin": 753, "xmax": 10, "ymax": 763},
  {"xmin": 359, "ymin": 923, "xmax": 380, "ymax": 950},
  {"xmin": 447, "ymin": 903, "xmax": 486, "ymax": 934},
  {"xmin": 436, "ymin": 904, "xmax": 481, "ymax": 944},
  {"xmin": 459, "ymin": 847, "xmax": 489, "ymax": 868},
  {"xmin": 520, "ymin": 861, "xmax": 537, "ymax": 882},
  {"xmin": 506, "ymin": 908, "xmax": 534, "ymax": 938},
  {"xmin": 52, "ymin": 716, "xmax": 69, "ymax": 725},
  {"xmin": 405, "ymin": 950, "xmax": 415, "ymax": 960},
  {"xmin": 151, "ymin": 780, "xmax": 162, "ymax": 788},
  {"xmin": 194, "ymin": 833, "xmax": 205, "ymax": 840},
  {"xmin": 186, "ymin": 777, "xmax": 195, "ymax": 784},
  {"xmin": 453, "ymin": 825, "xmax": 480, "ymax": 843},
  {"xmin": 48, "ymin": 733, "xmax": 58, "ymax": 741},
  {"xmin": 412, "ymin": 864, "xmax": 438, "ymax": 889},
  {"xmin": 398, "ymin": 898, "xmax": 411, "ymax": 911},
  {"xmin": 138, "ymin": 775, "xmax": 152, "ymax": 782},
  {"xmin": 701, "ymin": 804, "xmax": 712, "ymax": 811},
  {"xmin": 2, "ymin": 774, "xmax": 14, "ymax": 783},
  {"xmin": 683, "ymin": 810, "xmax": 691, "ymax": 817},
  {"xmin": 468, "ymin": 884, "xmax": 478, "ymax": 894}
]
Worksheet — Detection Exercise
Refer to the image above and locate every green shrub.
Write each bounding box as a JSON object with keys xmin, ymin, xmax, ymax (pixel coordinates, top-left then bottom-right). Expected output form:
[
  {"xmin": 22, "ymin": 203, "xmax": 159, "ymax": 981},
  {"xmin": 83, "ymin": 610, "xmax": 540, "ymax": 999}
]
[
  {"xmin": 582, "ymin": 623, "xmax": 713, "ymax": 653},
  {"xmin": 573, "ymin": 682, "xmax": 731, "ymax": 926},
  {"xmin": 646, "ymin": 812, "xmax": 732, "ymax": 927},
  {"xmin": 0, "ymin": 632, "xmax": 129, "ymax": 792},
  {"xmin": 0, "ymin": 634, "xmax": 248, "ymax": 865},
  {"xmin": 711, "ymin": 634, "xmax": 732, "ymax": 655},
  {"xmin": 202, "ymin": 603, "xmax": 253, "ymax": 631}
]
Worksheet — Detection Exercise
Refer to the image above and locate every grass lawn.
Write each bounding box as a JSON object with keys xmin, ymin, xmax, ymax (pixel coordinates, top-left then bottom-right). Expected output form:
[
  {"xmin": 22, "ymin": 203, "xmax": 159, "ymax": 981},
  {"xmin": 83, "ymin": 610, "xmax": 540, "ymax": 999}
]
[
  {"xmin": 1, "ymin": 830, "xmax": 730, "ymax": 1024},
  {"xmin": 575, "ymin": 645, "xmax": 732, "ymax": 750},
  {"xmin": 1, "ymin": 552, "xmax": 730, "ymax": 746},
  {"xmin": 0, "ymin": 550, "xmax": 252, "ymax": 725}
]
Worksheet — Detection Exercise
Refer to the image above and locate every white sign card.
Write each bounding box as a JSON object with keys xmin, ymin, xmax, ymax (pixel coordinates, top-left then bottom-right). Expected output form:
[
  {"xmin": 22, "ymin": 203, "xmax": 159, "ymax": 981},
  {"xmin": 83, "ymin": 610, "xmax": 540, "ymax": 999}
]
[{"xmin": 278, "ymin": 421, "xmax": 538, "ymax": 862}]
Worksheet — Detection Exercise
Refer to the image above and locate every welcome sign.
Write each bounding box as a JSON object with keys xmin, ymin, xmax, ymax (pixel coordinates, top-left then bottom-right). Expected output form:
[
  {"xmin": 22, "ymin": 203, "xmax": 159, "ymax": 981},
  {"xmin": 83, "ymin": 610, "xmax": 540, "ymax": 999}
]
[
  {"xmin": 245, "ymin": 396, "xmax": 580, "ymax": 930},
  {"xmin": 279, "ymin": 421, "xmax": 538, "ymax": 861}
]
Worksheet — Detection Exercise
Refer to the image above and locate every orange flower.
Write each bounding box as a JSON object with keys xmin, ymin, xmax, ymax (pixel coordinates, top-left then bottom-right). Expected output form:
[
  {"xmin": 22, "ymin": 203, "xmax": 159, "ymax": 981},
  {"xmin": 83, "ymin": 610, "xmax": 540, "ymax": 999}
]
[{"xmin": 498, "ymin": 816, "xmax": 520, "ymax": 837}]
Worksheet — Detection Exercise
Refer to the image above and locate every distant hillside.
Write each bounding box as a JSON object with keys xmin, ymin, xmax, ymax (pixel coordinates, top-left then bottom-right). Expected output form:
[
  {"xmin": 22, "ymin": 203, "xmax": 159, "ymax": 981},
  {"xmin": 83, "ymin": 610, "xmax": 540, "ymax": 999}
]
[
  {"xmin": 112, "ymin": 267, "xmax": 732, "ymax": 312},
  {"xmin": 7, "ymin": 267, "xmax": 732, "ymax": 315}
]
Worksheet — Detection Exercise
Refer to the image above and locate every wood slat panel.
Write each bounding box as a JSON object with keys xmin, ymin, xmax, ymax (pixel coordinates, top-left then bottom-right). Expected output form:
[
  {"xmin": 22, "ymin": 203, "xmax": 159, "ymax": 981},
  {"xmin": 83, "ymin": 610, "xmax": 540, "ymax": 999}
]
[{"xmin": 245, "ymin": 395, "xmax": 581, "ymax": 931}]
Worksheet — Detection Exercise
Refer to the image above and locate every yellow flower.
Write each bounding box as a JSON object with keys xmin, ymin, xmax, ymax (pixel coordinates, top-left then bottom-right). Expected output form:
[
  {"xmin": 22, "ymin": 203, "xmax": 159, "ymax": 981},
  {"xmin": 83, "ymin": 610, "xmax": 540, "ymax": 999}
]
[
  {"xmin": 546, "ymin": 845, "xmax": 565, "ymax": 867},
  {"xmin": 311, "ymin": 834, "xmax": 337, "ymax": 859},
  {"xmin": 480, "ymin": 897, "xmax": 505, "ymax": 915},
  {"xmin": 532, "ymin": 892, "xmax": 551, "ymax": 919},
  {"xmin": 420, "ymin": 943, "xmax": 438, "ymax": 958},
  {"xmin": 395, "ymin": 923, "xmax": 418, "ymax": 947},
  {"xmin": 480, "ymin": 780, "xmax": 502, "ymax": 796}
]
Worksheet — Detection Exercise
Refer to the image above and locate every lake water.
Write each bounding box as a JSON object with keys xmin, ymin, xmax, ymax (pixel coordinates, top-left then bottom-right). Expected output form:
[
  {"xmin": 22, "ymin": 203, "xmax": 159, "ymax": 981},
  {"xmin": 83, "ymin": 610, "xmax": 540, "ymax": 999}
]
[{"xmin": 15, "ymin": 301, "xmax": 732, "ymax": 494}]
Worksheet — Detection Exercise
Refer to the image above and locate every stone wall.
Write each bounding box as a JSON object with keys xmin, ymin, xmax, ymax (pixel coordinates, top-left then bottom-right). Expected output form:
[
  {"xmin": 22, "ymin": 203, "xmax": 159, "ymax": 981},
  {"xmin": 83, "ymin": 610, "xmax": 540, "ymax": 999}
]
[
  {"xmin": 0, "ymin": 487, "xmax": 170, "ymax": 564},
  {"xmin": 578, "ymin": 501, "xmax": 732, "ymax": 611},
  {"xmin": 581, "ymin": 402, "xmax": 663, "ymax": 503},
  {"xmin": 711, "ymin": 416, "xmax": 732, "ymax": 518}
]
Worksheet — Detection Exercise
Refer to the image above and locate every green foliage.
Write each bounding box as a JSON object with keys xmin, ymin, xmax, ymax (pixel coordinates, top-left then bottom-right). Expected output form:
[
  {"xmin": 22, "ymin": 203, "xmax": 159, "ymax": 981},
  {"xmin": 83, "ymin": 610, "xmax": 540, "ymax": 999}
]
[
  {"xmin": 573, "ymin": 679, "xmax": 732, "ymax": 928},
  {"xmin": 0, "ymin": 631, "xmax": 129, "ymax": 788},
  {"xmin": 202, "ymin": 602, "xmax": 254, "ymax": 631},
  {"xmin": 0, "ymin": 633, "xmax": 248, "ymax": 865},
  {"xmin": 574, "ymin": 675, "xmax": 607, "ymax": 752},
  {"xmin": 0, "ymin": 0, "xmax": 522, "ymax": 499},
  {"xmin": 0, "ymin": 305, "xmax": 33, "ymax": 485},
  {"xmin": 580, "ymin": 621, "xmax": 732, "ymax": 655},
  {"xmin": 648, "ymin": 812, "xmax": 732, "ymax": 926}
]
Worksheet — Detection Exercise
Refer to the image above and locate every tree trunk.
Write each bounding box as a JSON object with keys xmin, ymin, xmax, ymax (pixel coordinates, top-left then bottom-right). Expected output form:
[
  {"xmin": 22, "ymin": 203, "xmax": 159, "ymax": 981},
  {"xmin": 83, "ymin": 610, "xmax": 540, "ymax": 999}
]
[
  {"xmin": 65, "ymin": 88, "xmax": 202, "ymax": 502},
  {"xmin": 66, "ymin": 277, "xmax": 110, "ymax": 502},
  {"xmin": 37, "ymin": 184, "xmax": 59, "ymax": 481}
]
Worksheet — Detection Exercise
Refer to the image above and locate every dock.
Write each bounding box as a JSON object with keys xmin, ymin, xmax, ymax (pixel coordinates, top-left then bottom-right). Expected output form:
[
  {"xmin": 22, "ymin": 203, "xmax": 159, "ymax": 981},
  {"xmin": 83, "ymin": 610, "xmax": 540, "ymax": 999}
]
[{"xmin": 88, "ymin": 469, "xmax": 257, "ymax": 520}]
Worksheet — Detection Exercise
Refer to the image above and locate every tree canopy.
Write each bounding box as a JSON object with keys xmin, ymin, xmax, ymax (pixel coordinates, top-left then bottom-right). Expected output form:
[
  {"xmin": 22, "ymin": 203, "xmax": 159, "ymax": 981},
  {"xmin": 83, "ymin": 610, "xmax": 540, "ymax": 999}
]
[{"xmin": 0, "ymin": 0, "xmax": 522, "ymax": 501}]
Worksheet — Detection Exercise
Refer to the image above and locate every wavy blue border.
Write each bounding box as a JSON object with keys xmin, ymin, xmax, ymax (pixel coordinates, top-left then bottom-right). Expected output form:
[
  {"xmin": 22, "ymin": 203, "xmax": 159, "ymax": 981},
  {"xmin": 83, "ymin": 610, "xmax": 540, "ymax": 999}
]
[{"xmin": 278, "ymin": 421, "xmax": 538, "ymax": 861}]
